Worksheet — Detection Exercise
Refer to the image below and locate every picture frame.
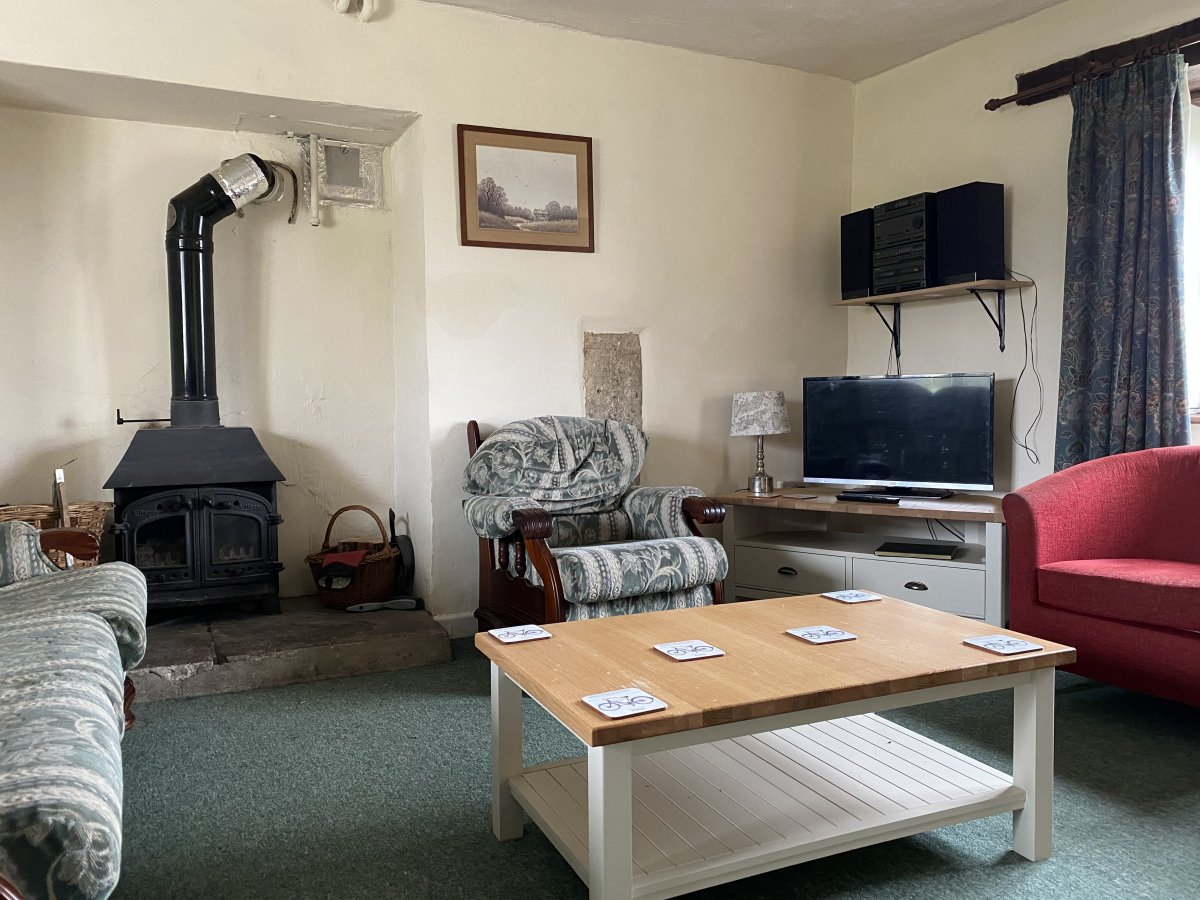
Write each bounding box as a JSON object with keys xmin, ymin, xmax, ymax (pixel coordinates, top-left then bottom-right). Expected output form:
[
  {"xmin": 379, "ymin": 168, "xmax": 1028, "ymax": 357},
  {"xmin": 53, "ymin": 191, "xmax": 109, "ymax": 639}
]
[{"xmin": 457, "ymin": 124, "xmax": 594, "ymax": 252}]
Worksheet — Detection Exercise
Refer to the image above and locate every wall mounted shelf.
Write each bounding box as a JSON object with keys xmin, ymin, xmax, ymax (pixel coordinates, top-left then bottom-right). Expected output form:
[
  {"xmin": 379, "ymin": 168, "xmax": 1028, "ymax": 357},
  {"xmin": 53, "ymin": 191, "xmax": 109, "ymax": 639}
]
[{"xmin": 835, "ymin": 279, "xmax": 1033, "ymax": 361}]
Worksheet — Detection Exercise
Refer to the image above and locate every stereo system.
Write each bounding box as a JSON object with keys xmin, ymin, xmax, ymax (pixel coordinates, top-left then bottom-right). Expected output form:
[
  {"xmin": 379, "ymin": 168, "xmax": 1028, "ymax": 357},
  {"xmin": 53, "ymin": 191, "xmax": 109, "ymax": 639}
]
[
  {"xmin": 872, "ymin": 192, "xmax": 935, "ymax": 295},
  {"xmin": 840, "ymin": 182, "xmax": 1005, "ymax": 300}
]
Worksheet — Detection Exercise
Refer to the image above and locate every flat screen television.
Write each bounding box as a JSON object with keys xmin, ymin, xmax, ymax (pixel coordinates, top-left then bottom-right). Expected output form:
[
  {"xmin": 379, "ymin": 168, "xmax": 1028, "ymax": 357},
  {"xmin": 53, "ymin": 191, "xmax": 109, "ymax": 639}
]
[{"xmin": 803, "ymin": 373, "xmax": 995, "ymax": 493}]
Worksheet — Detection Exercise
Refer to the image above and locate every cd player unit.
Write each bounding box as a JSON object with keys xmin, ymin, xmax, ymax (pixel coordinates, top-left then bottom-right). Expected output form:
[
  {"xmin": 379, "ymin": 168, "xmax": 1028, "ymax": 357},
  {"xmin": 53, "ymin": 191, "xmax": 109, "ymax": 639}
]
[
  {"xmin": 872, "ymin": 193, "xmax": 934, "ymax": 250},
  {"xmin": 872, "ymin": 192, "xmax": 936, "ymax": 294}
]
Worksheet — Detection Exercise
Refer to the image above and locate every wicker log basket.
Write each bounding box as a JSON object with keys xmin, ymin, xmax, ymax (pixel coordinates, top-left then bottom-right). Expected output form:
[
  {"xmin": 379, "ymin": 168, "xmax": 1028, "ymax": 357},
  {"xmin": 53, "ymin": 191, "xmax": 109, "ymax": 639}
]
[
  {"xmin": 305, "ymin": 505, "xmax": 399, "ymax": 609},
  {"xmin": 0, "ymin": 501, "xmax": 112, "ymax": 568}
]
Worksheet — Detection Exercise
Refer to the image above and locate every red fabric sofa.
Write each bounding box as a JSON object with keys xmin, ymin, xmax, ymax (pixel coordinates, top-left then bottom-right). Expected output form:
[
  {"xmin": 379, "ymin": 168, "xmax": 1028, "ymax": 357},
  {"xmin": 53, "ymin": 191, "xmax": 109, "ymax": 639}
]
[{"xmin": 1003, "ymin": 445, "xmax": 1200, "ymax": 707}]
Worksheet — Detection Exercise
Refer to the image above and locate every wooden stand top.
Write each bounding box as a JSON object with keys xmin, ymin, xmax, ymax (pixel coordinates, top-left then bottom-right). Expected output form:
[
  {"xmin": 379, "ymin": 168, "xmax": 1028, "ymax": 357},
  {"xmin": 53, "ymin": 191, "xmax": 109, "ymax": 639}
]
[
  {"xmin": 476, "ymin": 595, "xmax": 1073, "ymax": 747},
  {"xmin": 714, "ymin": 486, "xmax": 1005, "ymax": 524}
]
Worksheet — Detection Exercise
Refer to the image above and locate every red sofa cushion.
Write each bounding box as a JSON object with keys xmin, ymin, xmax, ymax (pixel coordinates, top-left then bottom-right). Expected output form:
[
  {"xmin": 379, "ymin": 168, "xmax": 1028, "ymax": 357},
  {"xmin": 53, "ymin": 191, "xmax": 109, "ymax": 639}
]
[{"xmin": 1038, "ymin": 558, "xmax": 1200, "ymax": 632}]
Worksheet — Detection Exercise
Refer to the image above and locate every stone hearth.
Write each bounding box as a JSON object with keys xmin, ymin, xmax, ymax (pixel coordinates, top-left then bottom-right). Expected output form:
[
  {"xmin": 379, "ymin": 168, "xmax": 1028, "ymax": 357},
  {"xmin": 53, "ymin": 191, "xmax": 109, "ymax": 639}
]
[{"xmin": 131, "ymin": 597, "xmax": 451, "ymax": 701}]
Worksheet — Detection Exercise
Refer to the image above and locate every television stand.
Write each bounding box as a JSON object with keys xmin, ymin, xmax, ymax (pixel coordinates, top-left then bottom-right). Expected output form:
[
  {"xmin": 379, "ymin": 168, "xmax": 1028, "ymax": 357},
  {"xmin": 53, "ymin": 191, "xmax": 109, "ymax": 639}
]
[
  {"xmin": 715, "ymin": 486, "xmax": 1006, "ymax": 626},
  {"xmin": 838, "ymin": 486, "xmax": 955, "ymax": 500}
]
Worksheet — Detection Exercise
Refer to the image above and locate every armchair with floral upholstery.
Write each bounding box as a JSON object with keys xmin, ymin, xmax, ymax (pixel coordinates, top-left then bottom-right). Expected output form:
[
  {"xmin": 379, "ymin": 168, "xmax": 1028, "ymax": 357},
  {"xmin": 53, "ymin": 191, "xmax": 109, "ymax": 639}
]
[{"xmin": 463, "ymin": 416, "xmax": 728, "ymax": 629}]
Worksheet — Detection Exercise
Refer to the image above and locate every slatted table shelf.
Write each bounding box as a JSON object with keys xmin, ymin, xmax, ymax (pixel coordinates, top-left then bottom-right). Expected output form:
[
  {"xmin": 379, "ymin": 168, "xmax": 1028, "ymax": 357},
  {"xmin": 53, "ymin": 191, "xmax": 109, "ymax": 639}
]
[{"xmin": 510, "ymin": 713, "xmax": 1021, "ymax": 899}]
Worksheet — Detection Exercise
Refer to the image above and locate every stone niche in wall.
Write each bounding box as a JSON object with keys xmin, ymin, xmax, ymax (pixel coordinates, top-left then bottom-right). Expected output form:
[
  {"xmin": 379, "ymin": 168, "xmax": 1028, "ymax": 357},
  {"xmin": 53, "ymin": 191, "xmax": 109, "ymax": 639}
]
[{"xmin": 583, "ymin": 332, "xmax": 642, "ymax": 427}]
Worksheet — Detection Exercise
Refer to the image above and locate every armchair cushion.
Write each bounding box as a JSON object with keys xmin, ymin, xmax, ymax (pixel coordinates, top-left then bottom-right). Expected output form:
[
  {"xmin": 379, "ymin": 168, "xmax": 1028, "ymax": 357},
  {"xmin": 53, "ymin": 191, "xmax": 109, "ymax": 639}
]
[
  {"xmin": 463, "ymin": 496, "xmax": 545, "ymax": 539},
  {"xmin": 463, "ymin": 416, "xmax": 647, "ymax": 513},
  {"xmin": 550, "ymin": 511, "xmax": 633, "ymax": 548},
  {"xmin": 621, "ymin": 486, "xmax": 704, "ymax": 539},
  {"xmin": 0, "ymin": 520, "xmax": 58, "ymax": 586},
  {"xmin": 552, "ymin": 536, "xmax": 727, "ymax": 605},
  {"xmin": 1038, "ymin": 558, "xmax": 1200, "ymax": 632},
  {"xmin": 0, "ymin": 562, "xmax": 148, "ymax": 671},
  {"xmin": 0, "ymin": 612, "xmax": 127, "ymax": 900},
  {"xmin": 567, "ymin": 585, "xmax": 714, "ymax": 621}
]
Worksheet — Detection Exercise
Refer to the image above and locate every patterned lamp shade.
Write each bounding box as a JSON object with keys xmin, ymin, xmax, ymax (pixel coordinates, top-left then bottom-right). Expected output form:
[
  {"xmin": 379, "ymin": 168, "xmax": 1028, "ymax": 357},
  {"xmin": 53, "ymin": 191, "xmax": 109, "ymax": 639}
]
[{"xmin": 730, "ymin": 391, "xmax": 791, "ymax": 437}]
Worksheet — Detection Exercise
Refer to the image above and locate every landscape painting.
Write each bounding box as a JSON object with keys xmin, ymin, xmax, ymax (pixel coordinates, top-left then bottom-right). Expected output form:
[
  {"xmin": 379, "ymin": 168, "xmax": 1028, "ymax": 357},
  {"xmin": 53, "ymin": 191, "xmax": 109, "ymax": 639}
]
[{"xmin": 457, "ymin": 125, "xmax": 594, "ymax": 252}]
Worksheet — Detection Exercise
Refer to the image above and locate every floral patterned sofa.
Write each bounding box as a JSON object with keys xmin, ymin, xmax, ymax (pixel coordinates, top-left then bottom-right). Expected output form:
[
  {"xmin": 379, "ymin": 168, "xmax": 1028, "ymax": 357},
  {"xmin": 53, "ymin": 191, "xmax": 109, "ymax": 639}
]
[
  {"xmin": 463, "ymin": 416, "xmax": 728, "ymax": 629},
  {"xmin": 0, "ymin": 522, "xmax": 147, "ymax": 900}
]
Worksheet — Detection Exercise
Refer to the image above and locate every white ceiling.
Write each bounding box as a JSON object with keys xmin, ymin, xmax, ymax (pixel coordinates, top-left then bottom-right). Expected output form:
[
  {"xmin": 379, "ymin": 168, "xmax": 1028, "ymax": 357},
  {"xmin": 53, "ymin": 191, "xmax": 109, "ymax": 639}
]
[{"xmin": 418, "ymin": 0, "xmax": 1067, "ymax": 80}]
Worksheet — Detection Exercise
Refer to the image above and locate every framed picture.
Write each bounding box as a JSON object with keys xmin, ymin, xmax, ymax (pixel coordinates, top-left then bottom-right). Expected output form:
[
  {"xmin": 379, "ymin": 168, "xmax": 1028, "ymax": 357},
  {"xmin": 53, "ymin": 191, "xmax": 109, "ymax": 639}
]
[{"xmin": 457, "ymin": 124, "xmax": 594, "ymax": 252}]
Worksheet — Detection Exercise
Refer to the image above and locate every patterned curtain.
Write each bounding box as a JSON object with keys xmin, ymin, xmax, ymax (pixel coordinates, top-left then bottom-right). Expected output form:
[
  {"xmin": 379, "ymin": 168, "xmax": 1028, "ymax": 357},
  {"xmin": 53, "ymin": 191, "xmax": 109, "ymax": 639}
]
[{"xmin": 1054, "ymin": 53, "xmax": 1190, "ymax": 470}]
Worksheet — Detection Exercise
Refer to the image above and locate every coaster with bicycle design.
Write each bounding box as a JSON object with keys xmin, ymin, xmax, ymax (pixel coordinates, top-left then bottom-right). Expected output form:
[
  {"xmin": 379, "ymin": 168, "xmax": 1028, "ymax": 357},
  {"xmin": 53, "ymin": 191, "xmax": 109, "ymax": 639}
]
[
  {"xmin": 822, "ymin": 589, "xmax": 883, "ymax": 604},
  {"xmin": 488, "ymin": 625, "xmax": 553, "ymax": 644},
  {"xmin": 581, "ymin": 688, "xmax": 668, "ymax": 719},
  {"xmin": 786, "ymin": 625, "xmax": 858, "ymax": 645},
  {"xmin": 653, "ymin": 640, "xmax": 725, "ymax": 661},
  {"xmin": 963, "ymin": 635, "xmax": 1043, "ymax": 655}
]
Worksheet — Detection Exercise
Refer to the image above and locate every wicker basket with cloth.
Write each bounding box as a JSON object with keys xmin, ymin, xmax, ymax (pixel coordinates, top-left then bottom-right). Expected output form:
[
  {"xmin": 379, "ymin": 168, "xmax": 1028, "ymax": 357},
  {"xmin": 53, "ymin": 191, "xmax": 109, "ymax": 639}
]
[{"xmin": 305, "ymin": 505, "xmax": 399, "ymax": 609}]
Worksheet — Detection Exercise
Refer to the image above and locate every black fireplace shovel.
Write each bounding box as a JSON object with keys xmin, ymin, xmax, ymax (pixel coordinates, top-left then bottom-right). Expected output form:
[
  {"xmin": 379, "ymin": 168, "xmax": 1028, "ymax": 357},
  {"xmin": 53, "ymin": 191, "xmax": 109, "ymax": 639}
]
[
  {"xmin": 345, "ymin": 509, "xmax": 424, "ymax": 612},
  {"xmin": 387, "ymin": 508, "xmax": 423, "ymax": 609}
]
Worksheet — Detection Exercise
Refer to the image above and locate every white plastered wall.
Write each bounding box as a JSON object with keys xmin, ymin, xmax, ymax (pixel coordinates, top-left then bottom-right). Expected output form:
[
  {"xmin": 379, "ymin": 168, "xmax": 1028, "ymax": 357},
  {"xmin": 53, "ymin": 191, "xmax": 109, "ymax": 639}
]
[
  {"xmin": 0, "ymin": 0, "xmax": 854, "ymax": 628},
  {"xmin": 848, "ymin": 0, "xmax": 1200, "ymax": 492}
]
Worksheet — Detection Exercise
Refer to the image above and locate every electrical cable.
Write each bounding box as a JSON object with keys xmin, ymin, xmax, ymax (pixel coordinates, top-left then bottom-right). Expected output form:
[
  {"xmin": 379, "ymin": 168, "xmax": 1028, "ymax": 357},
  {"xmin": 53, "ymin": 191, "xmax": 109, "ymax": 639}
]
[
  {"xmin": 926, "ymin": 518, "xmax": 964, "ymax": 542},
  {"xmin": 936, "ymin": 519, "xmax": 965, "ymax": 541},
  {"xmin": 1006, "ymin": 267, "xmax": 1045, "ymax": 465}
]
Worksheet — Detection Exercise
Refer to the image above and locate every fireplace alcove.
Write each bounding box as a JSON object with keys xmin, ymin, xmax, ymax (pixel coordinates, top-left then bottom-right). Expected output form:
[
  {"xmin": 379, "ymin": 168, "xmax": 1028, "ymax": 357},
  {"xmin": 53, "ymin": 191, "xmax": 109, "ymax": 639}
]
[{"xmin": 3, "ymin": 61, "xmax": 423, "ymax": 613}]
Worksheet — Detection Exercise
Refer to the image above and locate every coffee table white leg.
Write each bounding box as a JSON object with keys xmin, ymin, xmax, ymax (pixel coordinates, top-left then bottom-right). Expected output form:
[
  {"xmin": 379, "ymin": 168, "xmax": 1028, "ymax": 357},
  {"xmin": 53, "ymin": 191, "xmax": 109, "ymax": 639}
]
[
  {"xmin": 1012, "ymin": 667, "xmax": 1054, "ymax": 860},
  {"xmin": 588, "ymin": 743, "xmax": 633, "ymax": 900},
  {"xmin": 491, "ymin": 662, "xmax": 524, "ymax": 841}
]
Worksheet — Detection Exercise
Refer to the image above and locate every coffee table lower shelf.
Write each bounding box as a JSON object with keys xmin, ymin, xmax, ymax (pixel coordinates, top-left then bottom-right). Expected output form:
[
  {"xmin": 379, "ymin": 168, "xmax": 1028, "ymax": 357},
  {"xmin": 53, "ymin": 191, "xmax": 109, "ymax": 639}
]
[{"xmin": 509, "ymin": 713, "xmax": 1022, "ymax": 899}]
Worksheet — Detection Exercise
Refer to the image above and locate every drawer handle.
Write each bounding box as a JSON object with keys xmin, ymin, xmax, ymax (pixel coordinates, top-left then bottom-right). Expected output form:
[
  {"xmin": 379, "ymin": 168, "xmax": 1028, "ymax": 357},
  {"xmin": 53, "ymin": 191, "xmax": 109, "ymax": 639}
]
[
  {"xmin": 777, "ymin": 566, "xmax": 798, "ymax": 576},
  {"xmin": 904, "ymin": 581, "xmax": 929, "ymax": 591}
]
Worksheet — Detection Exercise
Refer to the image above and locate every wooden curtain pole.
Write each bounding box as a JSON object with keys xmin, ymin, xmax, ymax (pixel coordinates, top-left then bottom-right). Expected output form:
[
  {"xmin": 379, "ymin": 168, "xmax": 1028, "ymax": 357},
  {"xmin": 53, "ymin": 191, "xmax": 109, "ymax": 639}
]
[{"xmin": 985, "ymin": 16, "xmax": 1200, "ymax": 111}]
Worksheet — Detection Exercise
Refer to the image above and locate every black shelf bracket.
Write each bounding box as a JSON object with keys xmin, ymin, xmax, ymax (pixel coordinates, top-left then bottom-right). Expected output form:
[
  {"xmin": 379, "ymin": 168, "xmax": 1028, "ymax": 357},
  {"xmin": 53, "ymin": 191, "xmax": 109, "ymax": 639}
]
[
  {"xmin": 968, "ymin": 289, "xmax": 1007, "ymax": 351},
  {"xmin": 867, "ymin": 302, "xmax": 902, "ymax": 362}
]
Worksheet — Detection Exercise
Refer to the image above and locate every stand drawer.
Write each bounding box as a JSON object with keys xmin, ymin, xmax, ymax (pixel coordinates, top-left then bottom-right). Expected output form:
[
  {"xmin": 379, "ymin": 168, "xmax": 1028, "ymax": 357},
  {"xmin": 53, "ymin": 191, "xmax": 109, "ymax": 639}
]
[
  {"xmin": 851, "ymin": 557, "xmax": 986, "ymax": 618},
  {"xmin": 736, "ymin": 546, "xmax": 846, "ymax": 595}
]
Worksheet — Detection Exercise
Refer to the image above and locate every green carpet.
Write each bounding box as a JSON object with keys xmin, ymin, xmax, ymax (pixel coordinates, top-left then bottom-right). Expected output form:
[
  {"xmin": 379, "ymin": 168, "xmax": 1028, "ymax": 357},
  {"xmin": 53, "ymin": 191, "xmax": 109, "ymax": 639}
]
[{"xmin": 114, "ymin": 640, "xmax": 1200, "ymax": 899}]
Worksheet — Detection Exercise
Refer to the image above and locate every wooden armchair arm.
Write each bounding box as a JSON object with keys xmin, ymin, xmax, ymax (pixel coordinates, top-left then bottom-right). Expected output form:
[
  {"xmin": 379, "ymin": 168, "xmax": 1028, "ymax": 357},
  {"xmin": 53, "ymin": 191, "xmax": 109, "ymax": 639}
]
[
  {"xmin": 509, "ymin": 508, "xmax": 567, "ymax": 622},
  {"xmin": 510, "ymin": 507, "xmax": 553, "ymax": 540},
  {"xmin": 682, "ymin": 496, "xmax": 726, "ymax": 536},
  {"xmin": 39, "ymin": 527, "xmax": 100, "ymax": 565}
]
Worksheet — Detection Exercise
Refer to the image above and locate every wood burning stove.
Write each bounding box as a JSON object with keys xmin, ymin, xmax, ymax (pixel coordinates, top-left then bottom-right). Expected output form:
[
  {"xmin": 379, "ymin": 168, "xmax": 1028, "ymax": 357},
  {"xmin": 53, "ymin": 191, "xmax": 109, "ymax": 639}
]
[
  {"xmin": 104, "ymin": 154, "xmax": 288, "ymax": 611},
  {"xmin": 112, "ymin": 483, "xmax": 282, "ymax": 609}
]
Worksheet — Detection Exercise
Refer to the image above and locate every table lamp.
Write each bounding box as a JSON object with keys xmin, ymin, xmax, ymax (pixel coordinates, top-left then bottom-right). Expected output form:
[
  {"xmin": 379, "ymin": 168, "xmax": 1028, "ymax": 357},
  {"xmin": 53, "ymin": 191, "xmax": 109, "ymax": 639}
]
[{"xmin": 730, "ymin": 391, "xmax": 791, "ymax": 496}]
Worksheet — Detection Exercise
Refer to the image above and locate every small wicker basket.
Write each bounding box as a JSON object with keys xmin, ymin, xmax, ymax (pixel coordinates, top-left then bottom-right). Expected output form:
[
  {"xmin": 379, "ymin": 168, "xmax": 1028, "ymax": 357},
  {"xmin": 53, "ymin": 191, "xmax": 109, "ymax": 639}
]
[
  {"xmin": 0, "ymin": 501, "xmax": 112, "ymax": 568},
  {"xmin": 305, "ymin": 505, "xmax": 399, "ymax": 609}
]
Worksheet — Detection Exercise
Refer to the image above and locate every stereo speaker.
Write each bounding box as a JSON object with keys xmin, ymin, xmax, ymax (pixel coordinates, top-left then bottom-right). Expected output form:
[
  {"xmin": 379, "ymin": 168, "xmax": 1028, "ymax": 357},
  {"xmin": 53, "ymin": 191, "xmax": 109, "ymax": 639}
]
[
  {"xmin": 935, "ymin": 182, "xmax": 1005, "ymax": 285},
  {"xmin": 840, "ymin": 208, "xmax": 874, "ymax": 300}
]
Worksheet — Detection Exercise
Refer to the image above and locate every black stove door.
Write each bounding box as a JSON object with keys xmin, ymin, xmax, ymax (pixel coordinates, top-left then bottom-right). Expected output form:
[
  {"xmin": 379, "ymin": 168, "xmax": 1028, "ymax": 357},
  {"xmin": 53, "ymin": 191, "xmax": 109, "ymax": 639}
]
[
  {"xmin": 200, "ymin": 488, "xmax": 278, "ymax": 583},
  {"xmin": 120, "ymin": 489, "xmax": 199, "ymax": 587}
]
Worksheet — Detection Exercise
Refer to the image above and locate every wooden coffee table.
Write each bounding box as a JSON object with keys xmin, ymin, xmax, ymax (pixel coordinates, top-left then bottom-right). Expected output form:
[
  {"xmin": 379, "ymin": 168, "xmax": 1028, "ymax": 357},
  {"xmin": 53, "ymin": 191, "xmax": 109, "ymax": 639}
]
[{"xmin": 476, "ymin": 595, "xmax": 1075, "ymax": 899}]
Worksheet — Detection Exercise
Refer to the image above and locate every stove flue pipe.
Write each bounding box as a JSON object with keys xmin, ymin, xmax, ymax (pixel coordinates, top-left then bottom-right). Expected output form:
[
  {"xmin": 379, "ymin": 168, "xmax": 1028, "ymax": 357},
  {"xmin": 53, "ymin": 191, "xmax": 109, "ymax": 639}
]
[{"xmin": 165, "ymin": 154, "xmax": 275, "ymax": 427}]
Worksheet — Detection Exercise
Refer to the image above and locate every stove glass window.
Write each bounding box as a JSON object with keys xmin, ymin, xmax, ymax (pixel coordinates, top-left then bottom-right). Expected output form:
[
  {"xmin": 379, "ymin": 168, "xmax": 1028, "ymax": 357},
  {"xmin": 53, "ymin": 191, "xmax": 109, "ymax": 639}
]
[
  {"xmin": 135, "ymin": 516, "xmax": 188, "ymax": 569},
  {"xmin": 212, "ymin": 514, "xmax": 264, "ymax": 564}
]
